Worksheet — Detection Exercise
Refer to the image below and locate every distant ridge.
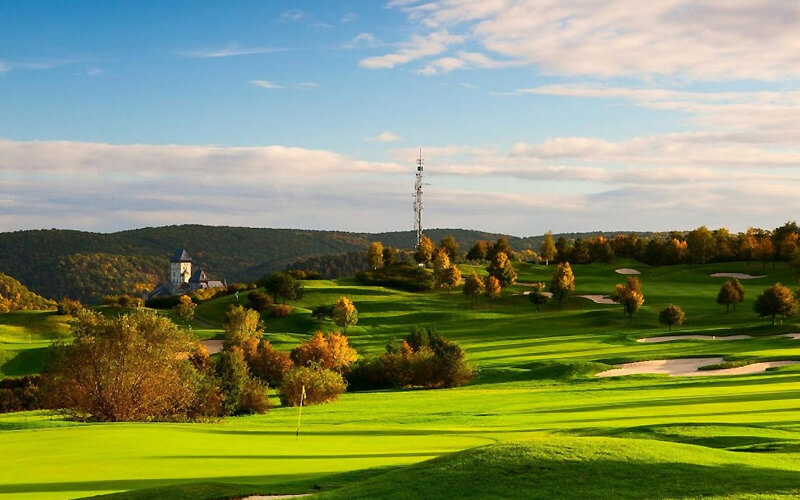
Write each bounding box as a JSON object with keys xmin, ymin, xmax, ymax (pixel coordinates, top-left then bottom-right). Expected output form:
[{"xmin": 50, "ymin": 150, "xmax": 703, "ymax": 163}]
[{"xmin": 0, "ymin": 225, "xmax": 651, "ymax": 301}]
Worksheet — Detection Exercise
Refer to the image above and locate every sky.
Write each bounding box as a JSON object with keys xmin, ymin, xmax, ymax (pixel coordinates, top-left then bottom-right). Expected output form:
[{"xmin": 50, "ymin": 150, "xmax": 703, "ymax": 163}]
[{"xmin": 2, "ymin": 1, "xmax": 800, "ymax": 236}]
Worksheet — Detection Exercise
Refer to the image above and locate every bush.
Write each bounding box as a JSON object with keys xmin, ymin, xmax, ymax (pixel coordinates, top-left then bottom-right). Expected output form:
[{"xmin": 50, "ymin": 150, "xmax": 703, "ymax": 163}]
[
  {"xmin": 102, "ymin": 294, "xmax": 143, "ymax": 308},
  {"xmin": 42, "ymin": 310, "xmax": 201, "ymax": 422},
  {"xmin": 271, "ymin": 304, "xmax": 292, "ymax": 317},
  {"xmin": 238, "ymin": 378, "xmax": 273, "ymax": 414},
  {"xmin": 245, "ymin": 340, "xmax": 294, "ymax": 386},
  {"xmin": 0, "ymin": 376, "xmax": 42, "ymax": 413},
  {"xmin": 355, "ymin": 263, "xmax": 434, "ymax": 291},
  {"xmin": 248, "ymin": 291, "xmax": 273, "ymax": 312},
  {"xmin": 311, "ymin": 304, "xmax": 334, "ymax": 320},
  {"xmin": 192, "ymin": 287, "xmax": 223, "ymax": 302},
  {"xmin": 223, "ymin": 305, "xmax": 264, "ymax": 350},
  {"xmin": 56, "ymin": 297, "xmax": 83, "ymax": 316},
  {"xmin": 145, "ymin": 295, "xmax": 182, "ymax": 309},
  {"xmin": 290, "ymin": 331, "xmax": 357, "ymax": 373},
  {"xmin": 279, "ymin": 366, "xmax": 346, "ymax": 407},
  {"xmin": 348, "ymin": 328, "xmax": 474, "ymax": 390},
  {"xmin": 288, "ymin": 269, "xmax": 323, "ymax": 280}
]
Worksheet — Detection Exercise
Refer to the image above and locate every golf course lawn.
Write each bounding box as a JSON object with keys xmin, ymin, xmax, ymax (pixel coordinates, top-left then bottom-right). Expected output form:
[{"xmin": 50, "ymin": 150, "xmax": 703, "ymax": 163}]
[{"xmin": 3, "ymin": 260, "xmax": 800, "ymax": 499}]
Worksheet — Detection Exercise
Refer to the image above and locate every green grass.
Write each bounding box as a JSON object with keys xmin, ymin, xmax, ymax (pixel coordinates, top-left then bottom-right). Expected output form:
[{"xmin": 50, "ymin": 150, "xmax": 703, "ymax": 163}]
[
  {"xmin": 3, "ymin": 260, "xmax": 800, "ymax": 499},
  {"xmin": 0, "ymin": 311, "xmax": 70, "ymax": 377},
  {"xmin": 317, "ymin": 436, "xmax": 800, "ymax": 499}
]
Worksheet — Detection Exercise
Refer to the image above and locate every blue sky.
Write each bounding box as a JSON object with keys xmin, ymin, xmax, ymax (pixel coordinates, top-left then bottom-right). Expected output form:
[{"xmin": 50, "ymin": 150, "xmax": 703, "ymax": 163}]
[{"xmin": 2, "ymin": 1, "xmax": 800, "ymax": 235}]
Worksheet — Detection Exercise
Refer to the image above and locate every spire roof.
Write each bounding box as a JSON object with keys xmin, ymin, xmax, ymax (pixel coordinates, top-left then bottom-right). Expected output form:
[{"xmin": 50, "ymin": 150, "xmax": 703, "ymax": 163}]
[{"xmin": 170, "ymin": 248, "xmax": 192, "ymax": 263}]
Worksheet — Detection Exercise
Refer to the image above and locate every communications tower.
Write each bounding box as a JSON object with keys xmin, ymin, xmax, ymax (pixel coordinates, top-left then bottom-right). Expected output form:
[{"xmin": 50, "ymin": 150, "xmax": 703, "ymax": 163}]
[{"xmin": 413, "ymin": 149, "xmax": 424, "ymax": 247}]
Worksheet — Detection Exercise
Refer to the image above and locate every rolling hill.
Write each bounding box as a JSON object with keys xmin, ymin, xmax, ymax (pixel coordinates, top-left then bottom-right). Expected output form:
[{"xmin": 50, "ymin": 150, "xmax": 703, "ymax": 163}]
[{"xmin": 0, "ymin": 225, "xmax": 650, "ymax": 302}]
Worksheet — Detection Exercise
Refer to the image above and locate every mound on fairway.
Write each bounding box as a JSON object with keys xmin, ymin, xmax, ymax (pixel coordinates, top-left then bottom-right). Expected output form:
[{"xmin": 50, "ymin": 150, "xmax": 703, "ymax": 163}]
[
  {"xmin": 596, "ymin": 358, "xmax": 800, "ymax": 377},
  {"xmin": 710, "ymin": 272, "xmax": 766, "ymax": 279},
  {"xmin": 614, "ymin": 268, "xmax": 640, "ymax": 275},
  {"xmin": 315, "ymin": 437, "xmax": 800, "ymax": 499}
]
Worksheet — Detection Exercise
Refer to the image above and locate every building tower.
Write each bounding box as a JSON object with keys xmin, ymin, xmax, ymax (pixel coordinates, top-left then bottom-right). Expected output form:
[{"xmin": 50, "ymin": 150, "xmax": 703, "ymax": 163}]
[
  {"xmin": 413, "ymin": 149, "xmax": 424, "ymax": 247},
  {"xmin": 170, "ymin": 249, "xmax": 192, "ymax": 287}
]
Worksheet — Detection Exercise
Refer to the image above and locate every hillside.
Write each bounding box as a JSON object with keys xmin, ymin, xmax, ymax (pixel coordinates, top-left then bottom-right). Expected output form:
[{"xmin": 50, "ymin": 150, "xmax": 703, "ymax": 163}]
[
  {"xmin": 0, "ymin": 273, "xmax": 54, "ymax": 313},
  {"xmin": 0, "ymin": 225, "xmax": 648, "ymax": 301}
]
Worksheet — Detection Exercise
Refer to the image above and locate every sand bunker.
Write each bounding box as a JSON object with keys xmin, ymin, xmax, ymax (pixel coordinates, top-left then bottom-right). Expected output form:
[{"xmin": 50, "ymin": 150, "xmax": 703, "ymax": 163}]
[
  {"xmin": 615, "ymin": 268, "xmax": 641, "ymax": 275},
  {"xmin": 241, "ymin": 496, "xmax": 308, "ymax": 500},
  {"xmin": 201, "ymin": 339, "xmax": 223, "ymax": 354},
  {"xmin": 782, "ymin": 333, "xmax": 800, "ymax": 340},
  {"xmin": 521, "ymin": 291, "xmax": 553, "ymax": 298},
  {"xmin": 637, "ymin": 334, "xmax": 752, "ymax": 343},
  {"xmin": 578, "ymin": 294, "xmax": 617, "ymax": 304},
  {"xmin": 596, "ymin": 357, "xmax": 799, "ymax": 377},
  {"xmin": 710, "ymin": 272, "xmax": 767, "ymax": 279}
]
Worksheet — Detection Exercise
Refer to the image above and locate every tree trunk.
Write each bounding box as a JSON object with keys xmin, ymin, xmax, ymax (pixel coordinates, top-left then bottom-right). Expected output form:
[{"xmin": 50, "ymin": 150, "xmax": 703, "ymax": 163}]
[{"xmin": 726, "ymin": 303, "xmax": 730, "ymax": 314}]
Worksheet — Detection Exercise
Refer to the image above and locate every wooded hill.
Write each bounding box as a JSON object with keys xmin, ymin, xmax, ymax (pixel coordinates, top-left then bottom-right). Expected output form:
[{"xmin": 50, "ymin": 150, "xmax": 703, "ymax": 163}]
[{"xmin": 0, "ymin": 225, "xmax": 645, "ymax": 302}]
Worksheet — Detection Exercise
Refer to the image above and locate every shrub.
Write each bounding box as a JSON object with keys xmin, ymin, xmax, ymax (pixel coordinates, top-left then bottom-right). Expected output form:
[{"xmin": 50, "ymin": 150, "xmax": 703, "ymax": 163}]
[
  {"xmin": 174, "ymin": 295, "xmax": 196, "ymax": 322},
  {"xmin": 279, "ymin": 366, "xmax": 346, "ymax": 407},
  {"xmin": 238, "ymin": 378, "xmax": 273, "ymax": 414},
  {"xmin": 42, "ymin": 310, "xmax": 200, "ymax": 422},
  {"xmin": 246, "ymin": 340, "xmax": 295, "ymax": 386},
  {"xmin": 248, "ymin": 291, "xmax": 273, "ymax": 312},
  {"xmin": 56, "ymin": 297, "xmax": 83, "ymax": 316},
  {"xmin": 192, "ymin": 287, "xmax": 223, "ymax": 302},
  {"xmin": 271, "ymin": 304, "xmax": 292, "ymax": 317},
  {"xmin": 311, "ymin": 304, "xmax": 334, "ymax": 320},
  {"xmin": 348, "ymin": 328, "xmax": 474, "ymax": 390},
  {"xmin": 102, "ymin": 294, "xmax": 143, "ymax": 308},
  {"xmin": 190, "ymin": 375, "xmax": 224, "ymax": 420},
  {"xmin": 0, "ymin": 376, "xmax": 42, "ymax": 414},
  {"xmin": 258, "ymin": 272, "xmax": 304, "ymax": 303},
  {"xmin": 355, "ymin": 263, "xmax": 434, "ymax": 292},
  {"xmin": 288, "ymin": 269, "xmax": 323, "ymax": 280},
  {"xmin": 291, "ymin": 331, "xmax": 357, "ymax": 373}
]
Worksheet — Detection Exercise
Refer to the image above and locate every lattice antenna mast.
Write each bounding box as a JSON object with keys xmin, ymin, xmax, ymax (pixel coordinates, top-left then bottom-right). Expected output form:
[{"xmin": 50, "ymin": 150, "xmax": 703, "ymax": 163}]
[{"xmin": 413, "ymin": 148, "xmax": 424, "ymax": 247}]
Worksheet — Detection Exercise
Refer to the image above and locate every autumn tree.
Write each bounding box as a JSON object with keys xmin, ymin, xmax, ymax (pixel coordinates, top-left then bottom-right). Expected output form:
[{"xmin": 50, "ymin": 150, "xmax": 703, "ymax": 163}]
[
  {"xmin": 42, "ymin": 310, "xmax": 202, "ymax": 422},
  {"xmin": 463, "ymin": 272, "xmax": 485, "ymax": 306},
  {"xmin": 717, "ymin": 279, "xmax": 744, "ymax": 313},
  {"xmin": 224, "ymin": 305, "xmax": 264, "ymax": 350},
  {"xmin": 754, "ymin": 283, "xmax": 797, "ymax": 325},
  {"xmin": 440, "ymin": 236, "xmax": 460, "ymax": 261},
  {"xmin": 739, "ymin": 227, "xmax": 758, "ymax": 264},
  {"xmin": 466, "ymin": 240, "xmax": 490, "ymax": 261},
  {"xmin": 540, "ymin": 232, "xmax": 556, "ymax": 266},
  {"xmin": 489, "ymin": 237, "xmax": 513, "ymax": 261},
  {"xmin": 549, "ymin": 262, "xmax": 575, "ymax": 308},
  {"xmin": 414, "ymin": 236, "xmax": 435, "ymax": 264},
  {"xmin": 484, "ymin": 276, "xmax": 502, "ymax": 305},
  {"xmin": 290, "ymin": 331, "xmax": 357, "ymax": 373},
  {"xmin": 753, "ymin": 236, "xmax": 775, "ymax": 271},
  {"xmin": 487, "ymin": 252, "xmax": 517, "ymax": 287},
  {"xmin": 332, "ymin": 296, "xmax": 358, "ymax": 332},
  {"xmin": 659, "ymin": 304, "xmax": 685, "ymax": 331},
  {"xmin": 368, "ymin": 241, "xmax": 384, "ymax": 270},
  {"xmin": 439, "ymin": 265, "xmax": 462, "ymax": 293},
  {"xmin": 528, "ymin": 282, "xmax": 550, "ymax": 312},
  {"xmin": 174, "ymin": 295, "xmax": 196, "ymax": 322},
  {"xmin": 614, "ymin": 277, "xmax": 644, "ymax": 321},
  {"xmin": 433, "ymin": 248, "xmax": 451, "ymax": 274}
]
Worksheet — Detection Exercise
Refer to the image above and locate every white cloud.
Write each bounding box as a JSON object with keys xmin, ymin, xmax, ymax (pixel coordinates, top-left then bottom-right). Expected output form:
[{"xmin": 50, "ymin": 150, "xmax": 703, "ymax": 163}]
[
  {"xmin": 367, "ymin": 131, "xmax": 403, "ymax": 143},
  {"xmin": 0, "ymin": 61, "xmax": 8, "ymax": 74},
  {"xmin": 250, "ymin": 80, "xmax": 317, "ymax": 90},
  {"xmin": 180, "ymin": 45, "xmax": 286, "ymax": 58},
  {"xmin": 250, "ymin": 80, "xmax": 283, "ymax": 89},
  {"xmin": 344, "ymin": 32, "xmax": 380, "ymax": 49},
  {"xmin": 87, "ymin": 67, "xmax": 102, "ymax": 76},
  {"xmin": 280, "ymin": 9, "xmax": 305, "ymax": 22},
  {"xmin": 387, "ymin": 0, "xmax": 800, "ymax": 80},
  {"xmin": 359, "ymin": 30, "xmax": 463, "ymax": 69},
  {"xmin": 341, "ymin": 12, "xmax": 358, "ymax": 23}
]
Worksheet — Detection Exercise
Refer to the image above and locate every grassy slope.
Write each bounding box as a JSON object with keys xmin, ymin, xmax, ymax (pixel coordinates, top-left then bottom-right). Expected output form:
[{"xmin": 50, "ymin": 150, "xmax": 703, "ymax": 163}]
[
  {"xmin": 3, "ymin": 260, "xmax": 800, "ymax": 498},
  {"xmin": 0, "ymin": 312, "xmax": 70, "ymax": 377},
  {"xmin": 318, "ymin": 437, "xmax": 800, "ymax": 499}
]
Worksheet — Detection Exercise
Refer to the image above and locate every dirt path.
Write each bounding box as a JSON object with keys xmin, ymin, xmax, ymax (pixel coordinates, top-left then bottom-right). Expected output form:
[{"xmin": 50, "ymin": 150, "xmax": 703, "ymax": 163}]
[
  {"xmin": 596, "ymin": 357, "xmax": 799, "ymax": 377},
  {"xmin": 710, "ymin": 272, "xmax": 767, "ymax": 279},
  {"xmin": 637, "ymin": 334, "xmax": 752, "ymax": 343}
]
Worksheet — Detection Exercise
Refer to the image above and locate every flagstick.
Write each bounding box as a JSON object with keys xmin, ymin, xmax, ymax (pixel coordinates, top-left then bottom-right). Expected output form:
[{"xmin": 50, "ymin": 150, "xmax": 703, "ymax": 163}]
[{"xmin": 295, "ymin": 384, "xmax": 305, "ymax": 439}]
